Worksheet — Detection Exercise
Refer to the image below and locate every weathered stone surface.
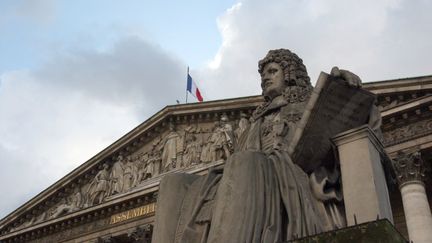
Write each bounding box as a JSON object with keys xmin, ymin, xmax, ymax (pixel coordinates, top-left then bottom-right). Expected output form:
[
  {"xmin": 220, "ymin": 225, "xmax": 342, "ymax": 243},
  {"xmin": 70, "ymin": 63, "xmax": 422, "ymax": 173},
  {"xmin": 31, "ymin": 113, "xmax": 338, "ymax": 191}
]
[
  {"xmin": 290, "ymin": 72, "xmax": 376, "ymax": 173},
  {"xmin": 333, "ymin": 125, "xmax": 393, "ymax": 226},
  {"xmin": 383, "ymin": 116, "xmax": 432, "ymax": 146},
  {"xmin": 393, "ymin": 151, "xmax": 426, "ymax": 186},
  {"xmin": 152, "ymin": 49, "xmax": 377, "ymax": 243},
  {"xmin": 288, "ymin": 219, "xmax": 407, "ymax": 243}
]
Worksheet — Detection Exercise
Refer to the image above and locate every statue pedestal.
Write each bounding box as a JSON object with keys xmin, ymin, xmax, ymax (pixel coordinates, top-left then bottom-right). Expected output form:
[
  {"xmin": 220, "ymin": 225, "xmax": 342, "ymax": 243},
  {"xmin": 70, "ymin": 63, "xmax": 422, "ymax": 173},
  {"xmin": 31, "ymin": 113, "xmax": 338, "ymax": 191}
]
[
  {"xmin": 287, "ymin": 219, "xmax": 406, "ymax": 243},
  {"xmin": 332, "ymin": 125, "xmax": 393, "ymax": 226}
]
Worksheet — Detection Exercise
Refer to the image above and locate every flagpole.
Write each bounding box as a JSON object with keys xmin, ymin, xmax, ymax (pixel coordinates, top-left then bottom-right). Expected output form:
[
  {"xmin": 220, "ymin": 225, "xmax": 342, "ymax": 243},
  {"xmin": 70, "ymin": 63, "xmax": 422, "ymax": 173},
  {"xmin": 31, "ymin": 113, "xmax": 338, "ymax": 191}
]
[{"xmin": 186, "ymin": 66, "xmax": 189, "ymax": 104}]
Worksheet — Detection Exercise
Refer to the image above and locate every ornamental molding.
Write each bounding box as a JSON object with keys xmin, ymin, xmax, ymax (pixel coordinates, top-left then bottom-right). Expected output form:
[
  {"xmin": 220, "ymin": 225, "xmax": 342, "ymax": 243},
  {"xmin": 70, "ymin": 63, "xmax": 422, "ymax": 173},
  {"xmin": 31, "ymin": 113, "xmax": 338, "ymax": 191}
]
[
  {"xmin": 381, "ymin": 95, "xmax": 432, "ymax": 118},
  {"xmin": 0, "ymin": 192, "xmax": 156, "ymax": 243},
  {"xmin": 363, "ymin": 74, "xmax": 432, "ymax": 95},
  {"xmin": 383, "ymin": 117, "xmax": 432, "ymax": 146},
  {"xmin": 392, "ymin": 151, "xmax": 426, "ymax": 187}
]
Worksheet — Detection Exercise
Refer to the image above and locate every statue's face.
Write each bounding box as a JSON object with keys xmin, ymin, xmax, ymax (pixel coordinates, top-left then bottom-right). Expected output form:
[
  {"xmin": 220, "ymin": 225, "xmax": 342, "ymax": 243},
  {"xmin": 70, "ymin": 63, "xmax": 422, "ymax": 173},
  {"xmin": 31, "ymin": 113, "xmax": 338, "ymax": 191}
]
[{"xmin": 261, "ymin": 62, "xmax": 285, "ymax": 100}]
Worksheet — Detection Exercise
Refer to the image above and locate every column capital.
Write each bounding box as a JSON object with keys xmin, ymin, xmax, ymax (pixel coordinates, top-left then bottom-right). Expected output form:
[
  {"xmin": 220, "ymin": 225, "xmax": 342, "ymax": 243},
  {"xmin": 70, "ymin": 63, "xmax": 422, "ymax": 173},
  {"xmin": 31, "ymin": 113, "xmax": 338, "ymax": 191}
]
[
  {"xmin": 127, "ymin": 224, "xmax": 153, "ymax": 242},
  {"xmin": 393, "ymin": 151, "xmax": 426, "ymax": 187}
]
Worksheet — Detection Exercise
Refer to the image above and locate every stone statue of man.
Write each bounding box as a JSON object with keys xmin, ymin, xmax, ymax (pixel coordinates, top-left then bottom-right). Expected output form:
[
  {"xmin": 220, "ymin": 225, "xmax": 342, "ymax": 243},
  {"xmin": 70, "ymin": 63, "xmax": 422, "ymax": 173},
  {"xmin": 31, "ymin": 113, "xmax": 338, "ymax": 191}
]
[{"xmin": 153, "ymin": 49, "xmax": 372, "ymax": 243}]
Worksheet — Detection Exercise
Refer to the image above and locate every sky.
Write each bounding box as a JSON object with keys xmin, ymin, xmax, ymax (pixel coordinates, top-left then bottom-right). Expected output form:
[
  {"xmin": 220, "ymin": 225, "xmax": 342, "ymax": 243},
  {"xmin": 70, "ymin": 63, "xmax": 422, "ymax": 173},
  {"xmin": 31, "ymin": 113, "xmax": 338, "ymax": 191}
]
[{"xmin": 0, "ymin": 0, "xmax": 431, "ymax": 219}]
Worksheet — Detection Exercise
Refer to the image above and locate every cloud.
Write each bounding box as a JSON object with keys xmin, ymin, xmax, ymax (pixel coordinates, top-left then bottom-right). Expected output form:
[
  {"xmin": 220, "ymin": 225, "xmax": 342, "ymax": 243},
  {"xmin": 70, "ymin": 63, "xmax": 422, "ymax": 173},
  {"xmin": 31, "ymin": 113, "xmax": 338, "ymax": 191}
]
[
  {"xmin": 0, "ymin": 36, "xmax": 185, "ymax": 218},
  {"xmin": 0, "ymin": 0, "xmax": 57, "ymax": 28},
  {"xmin": 34, "ymin": 37, "xmax": 186, "ymax": 112},
  {"xmin": 14, "ymin": 0, "xmax": 57, "ymax": 24},
  {"xmin": 197, "ymin": 0, "xmax": 432, "ymax": 100}
]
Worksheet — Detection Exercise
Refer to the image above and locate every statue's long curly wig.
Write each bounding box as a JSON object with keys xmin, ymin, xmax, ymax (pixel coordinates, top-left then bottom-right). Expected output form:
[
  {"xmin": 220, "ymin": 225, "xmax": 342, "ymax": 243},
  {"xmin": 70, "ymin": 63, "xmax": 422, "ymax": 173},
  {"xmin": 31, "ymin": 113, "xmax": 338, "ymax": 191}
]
[{"xmin": 258, "ymin": 49, "xmax": 311, "ymax": 88}]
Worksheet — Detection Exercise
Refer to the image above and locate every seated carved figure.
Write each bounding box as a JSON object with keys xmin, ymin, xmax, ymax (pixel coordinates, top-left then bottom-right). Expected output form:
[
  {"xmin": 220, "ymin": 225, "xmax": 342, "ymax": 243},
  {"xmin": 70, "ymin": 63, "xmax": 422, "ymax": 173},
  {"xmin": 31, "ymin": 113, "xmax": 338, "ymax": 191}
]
[{"xmin": 153, "ymin": 49, "xmax": 371, "ymax": 243}]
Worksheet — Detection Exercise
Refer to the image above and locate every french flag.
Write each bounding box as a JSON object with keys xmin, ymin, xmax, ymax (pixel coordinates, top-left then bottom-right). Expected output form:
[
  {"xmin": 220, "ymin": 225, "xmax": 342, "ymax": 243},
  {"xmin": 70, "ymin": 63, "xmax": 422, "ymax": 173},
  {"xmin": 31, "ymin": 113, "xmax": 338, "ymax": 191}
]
[{"xmin": 187, "ymin": 74, "xmax": 204, "ymax": 102}]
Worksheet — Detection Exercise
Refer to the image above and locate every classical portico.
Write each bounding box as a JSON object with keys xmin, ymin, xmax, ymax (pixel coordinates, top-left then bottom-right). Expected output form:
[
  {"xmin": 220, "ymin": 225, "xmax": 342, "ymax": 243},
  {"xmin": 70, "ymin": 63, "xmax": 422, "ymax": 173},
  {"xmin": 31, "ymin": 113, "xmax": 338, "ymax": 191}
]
[
  {"xmin": 364, "ymin": 75, "xmax": 432, "ymax": 239},
  {"xmin": 0, "ymin": 62, "xmax": 431, "ymax": 242}
]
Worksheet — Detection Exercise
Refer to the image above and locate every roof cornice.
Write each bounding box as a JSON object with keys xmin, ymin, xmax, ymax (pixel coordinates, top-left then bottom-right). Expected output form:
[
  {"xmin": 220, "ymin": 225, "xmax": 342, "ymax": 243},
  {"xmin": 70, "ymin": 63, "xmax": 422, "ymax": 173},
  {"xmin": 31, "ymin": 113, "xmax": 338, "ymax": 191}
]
[{"xmin": 363, "ymin": 75, "xmax": 432, "ymax": 94}]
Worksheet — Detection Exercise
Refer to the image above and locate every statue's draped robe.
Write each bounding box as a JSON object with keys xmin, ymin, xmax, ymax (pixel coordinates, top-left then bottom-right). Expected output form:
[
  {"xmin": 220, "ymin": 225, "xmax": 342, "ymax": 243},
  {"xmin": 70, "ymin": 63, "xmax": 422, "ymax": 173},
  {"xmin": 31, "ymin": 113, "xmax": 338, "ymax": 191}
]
[
  {"xmin": 153, "ymin": 93, "xmax": 344, "ymax": 243},
  {"xmin": 204, "ymin": 98, "xmax": 332, "ymax": 242}
]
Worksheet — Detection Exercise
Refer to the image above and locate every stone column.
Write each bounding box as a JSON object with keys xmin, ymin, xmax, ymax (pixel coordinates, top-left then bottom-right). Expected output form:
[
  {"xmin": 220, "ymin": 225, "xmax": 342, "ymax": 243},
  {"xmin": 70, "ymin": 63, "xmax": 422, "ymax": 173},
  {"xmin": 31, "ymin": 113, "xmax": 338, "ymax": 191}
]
[
  {"xmin": 393, "ymin": 151, "xmax": 432, "ymax": 243},
  {"xmin": 332, "ymin": 125, "xmax": 393, "ymax": 226}
]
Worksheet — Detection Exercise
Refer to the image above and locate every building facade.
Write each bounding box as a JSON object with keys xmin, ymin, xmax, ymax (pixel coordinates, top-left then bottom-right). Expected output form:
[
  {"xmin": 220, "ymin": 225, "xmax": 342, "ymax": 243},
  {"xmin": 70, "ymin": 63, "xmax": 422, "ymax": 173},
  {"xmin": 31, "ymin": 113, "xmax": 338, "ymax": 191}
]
[{"xmin": 0, "ymin": 75, "xmax": 431, "ymax": 242}]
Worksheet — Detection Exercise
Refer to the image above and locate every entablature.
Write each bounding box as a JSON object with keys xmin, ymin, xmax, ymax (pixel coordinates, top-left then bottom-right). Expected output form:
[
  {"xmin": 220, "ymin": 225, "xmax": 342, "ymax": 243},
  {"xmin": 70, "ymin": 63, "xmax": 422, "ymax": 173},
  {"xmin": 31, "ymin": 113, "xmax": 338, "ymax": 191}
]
[{"xmin": 363, "ymin": 75, "xmax": 432, "ymax": 111}]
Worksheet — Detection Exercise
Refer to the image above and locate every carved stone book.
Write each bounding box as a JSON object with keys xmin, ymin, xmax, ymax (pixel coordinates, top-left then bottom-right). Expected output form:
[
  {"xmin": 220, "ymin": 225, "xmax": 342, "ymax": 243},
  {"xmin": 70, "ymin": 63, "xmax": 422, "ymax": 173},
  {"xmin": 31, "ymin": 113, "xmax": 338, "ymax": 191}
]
[{"xmin": 288, "ymin": 72, "xmax": 376, "ymax": 173}]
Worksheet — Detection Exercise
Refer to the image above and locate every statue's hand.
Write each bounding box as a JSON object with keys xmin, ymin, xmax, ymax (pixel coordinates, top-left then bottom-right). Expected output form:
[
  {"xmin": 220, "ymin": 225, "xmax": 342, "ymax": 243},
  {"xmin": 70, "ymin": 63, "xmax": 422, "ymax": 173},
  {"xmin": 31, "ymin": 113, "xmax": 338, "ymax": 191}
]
[{"xmin": 330, "ymin": 66, "xmax": 362, "ymax": 88}]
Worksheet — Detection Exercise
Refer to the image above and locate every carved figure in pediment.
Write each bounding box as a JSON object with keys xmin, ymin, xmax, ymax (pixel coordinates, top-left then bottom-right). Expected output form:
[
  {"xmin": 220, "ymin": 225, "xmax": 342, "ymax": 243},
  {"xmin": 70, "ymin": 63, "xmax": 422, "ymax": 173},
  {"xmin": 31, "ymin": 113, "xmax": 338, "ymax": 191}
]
[
  {"xmin": 201, "ymin": 115, "xmax": 234, "ymax": 162},
  {"xmin": 134, "ymin": 154, "xmax": 145, "ymax": 184},
  {"xmin": 110, "ymin": 155, "xmax": 125, "ymax": 195},
  {"xmin": 49, "ymin": 192, "xmax": 82, "ymax": 219},
  {"xmin": 144, "ymin": 156, "xmax": 155, "ymax": 178},
  {"xmin": 145, "ymin": 154, "xmax": 155, "ymax": 178},
  {"xmin": 14, "ymin": 210, "xmax": 48, "ymax": 230},
  {"xmin": 123, "ymin": 155, "xmax": 138, "ymax": 192},
  {"xmin": 161, "ymin": 122, "xmax": 182, "ymax": 172},
  {"xmin": 136, "ymin": 153, "xmax": 152, "ymax": 182},
  {"xmin": 234, "ymin": 112, "xmax": 250, "ymax": 146},
  {"xmin": 31, "ymin": 211, "xmax": 48, "ymax": 225},
  {"xmin": 132, "ymin": 157, "xmax": 141, "ymax": 186},
  {"xmin": 71, "ymin": 187, "xmax": 83, "ymax": 209},
  {"xmin": 87, "ymin": 164, "xmax": 110, "ymax": 205},
  {"xmin": 149, "ymin": 143, "xmax": 162, "ymax": 176},
  {"xmin": 15, "ymin": 188, "xmax": 84, "ymax": 228},
  {"xmin": 183, "ymin": 134, "xmax": 202, "ymax": 167},
  {"xmin": 200, "ymin": 122, "xmax": 219, "ymax": 163}
]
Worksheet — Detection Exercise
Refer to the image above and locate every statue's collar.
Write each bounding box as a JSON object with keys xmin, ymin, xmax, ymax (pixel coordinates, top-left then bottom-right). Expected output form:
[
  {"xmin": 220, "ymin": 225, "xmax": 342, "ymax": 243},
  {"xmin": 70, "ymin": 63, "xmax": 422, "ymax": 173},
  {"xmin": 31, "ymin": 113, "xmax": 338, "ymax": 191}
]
[
  {"xmin": 252, "ymin": 85, "xmax": 313, "ymax": 121},
  {"xmin": 252, "ymin": 95, "xmax": 287, "ymax": 120}
]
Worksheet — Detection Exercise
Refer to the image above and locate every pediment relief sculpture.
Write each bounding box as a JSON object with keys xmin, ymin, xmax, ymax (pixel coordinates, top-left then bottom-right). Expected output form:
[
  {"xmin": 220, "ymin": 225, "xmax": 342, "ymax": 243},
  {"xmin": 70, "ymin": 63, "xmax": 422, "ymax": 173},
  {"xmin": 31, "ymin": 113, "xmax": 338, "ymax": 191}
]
[
  {"xmin": 383, "ymin": 119, "xmax": 432, "ymax": 146},
  {"xmin": 12, "ymin": 187, "xmax": 84, "ymax": 231},
  {"xmin": 8, "ymin": 111, "xmax": 252, "ymax": 232}
]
